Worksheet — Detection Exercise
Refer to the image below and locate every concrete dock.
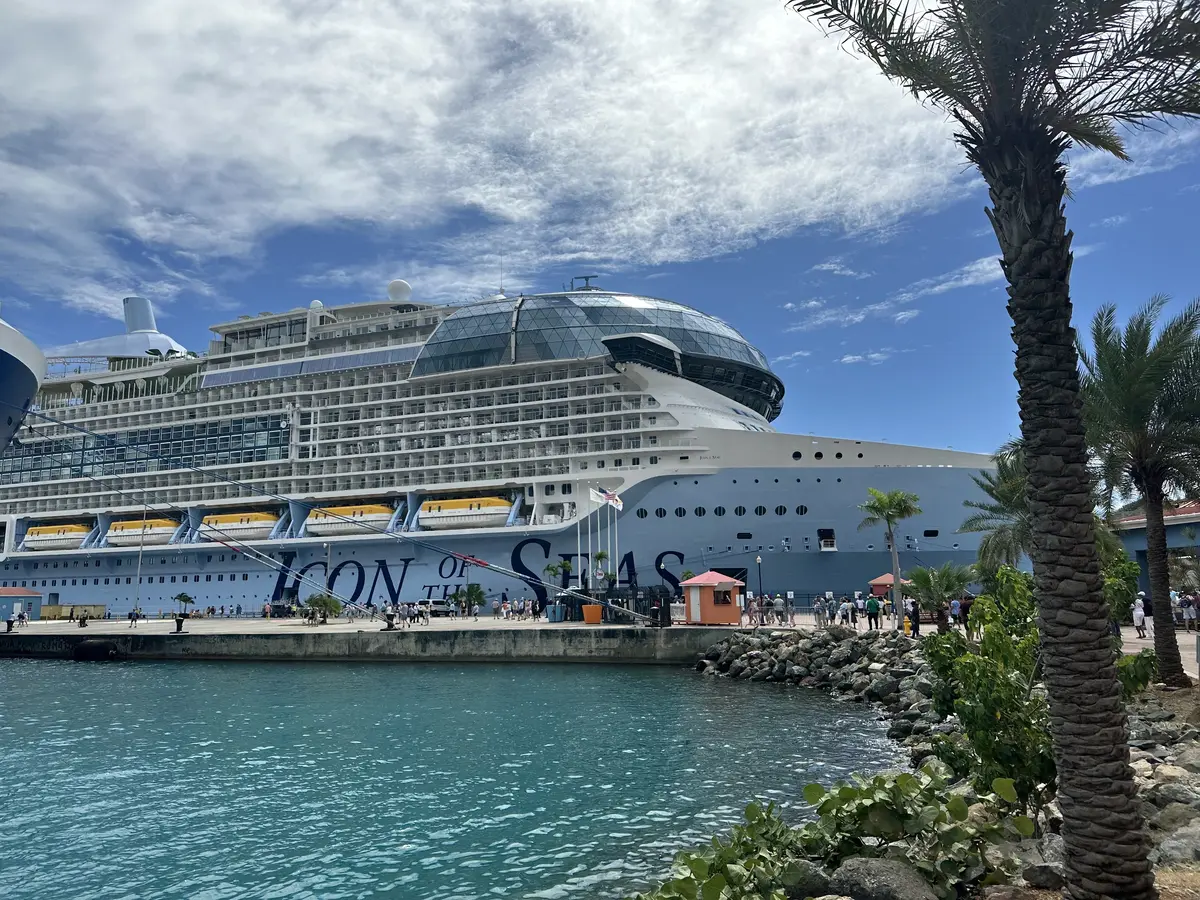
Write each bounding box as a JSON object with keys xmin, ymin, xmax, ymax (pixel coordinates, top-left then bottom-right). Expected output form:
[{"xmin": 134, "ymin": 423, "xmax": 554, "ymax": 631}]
[{"xmin": 0, "ymin": 616, "xmax": 741, "ymax": 665}]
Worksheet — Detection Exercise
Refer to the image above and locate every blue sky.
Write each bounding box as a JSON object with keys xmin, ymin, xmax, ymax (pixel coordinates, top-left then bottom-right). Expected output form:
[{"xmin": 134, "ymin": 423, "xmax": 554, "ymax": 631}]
[{"xmin": 1, "ymin": 0, "xmax": 1197, "ymax": 455}]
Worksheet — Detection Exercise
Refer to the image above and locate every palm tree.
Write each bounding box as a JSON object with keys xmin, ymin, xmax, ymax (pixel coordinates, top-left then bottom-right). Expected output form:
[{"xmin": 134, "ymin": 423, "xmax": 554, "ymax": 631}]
[
  {"xmin": 960, "ymin": 441, "xmax": 1031, "ymax": 570},
  {"xmin": 1079, "ymin": 297, "xmax": 1200, "ymax": 687},
  {"xmin": 906, "ymin": 562, "xmax": 975, "ymax": 633},
  {"xmin": 858, "ymin": 487, "xmax": 922, "ymax": 625},
  {"xmin": 543, "ymin": 562, "xmax": 562, "ymax": 586},
  {"xmin": 783, "ymin": 2, "xmax": 1200, "ymax": 892},
  {"xmin": 961, "ymin": 438, "xmax": 1124, "ymax": 570}
]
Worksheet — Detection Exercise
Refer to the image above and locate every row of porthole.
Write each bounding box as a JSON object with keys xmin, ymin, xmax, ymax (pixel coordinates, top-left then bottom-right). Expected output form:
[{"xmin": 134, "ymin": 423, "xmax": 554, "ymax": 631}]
[
  {"xmin": 637, "ymin": 505, "xmax": 809, "ymax": 519},
  {"xmin": 792, "ymin": 450, "xmax": 861, "ymax": 461}
]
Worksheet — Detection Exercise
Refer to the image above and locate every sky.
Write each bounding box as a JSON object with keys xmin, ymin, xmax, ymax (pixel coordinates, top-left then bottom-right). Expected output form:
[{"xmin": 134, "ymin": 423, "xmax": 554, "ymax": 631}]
[{"xmin": 1, "ymin": 0, "xmax": 1197, "ymax": 455}]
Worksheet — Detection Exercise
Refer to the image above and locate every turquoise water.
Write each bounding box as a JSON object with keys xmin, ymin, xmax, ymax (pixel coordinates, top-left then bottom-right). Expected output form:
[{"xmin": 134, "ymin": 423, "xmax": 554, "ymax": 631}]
[{"xmin": 0, "ymin": 660, "xmax": 895, "ymax": 899}]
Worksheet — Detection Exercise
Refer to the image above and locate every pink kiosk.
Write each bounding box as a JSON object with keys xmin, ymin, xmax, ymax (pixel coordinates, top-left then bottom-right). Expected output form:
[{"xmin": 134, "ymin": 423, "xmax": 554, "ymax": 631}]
[{"xmin": 679, "ymin": 571, "xmax": 744, "ymax": 625}]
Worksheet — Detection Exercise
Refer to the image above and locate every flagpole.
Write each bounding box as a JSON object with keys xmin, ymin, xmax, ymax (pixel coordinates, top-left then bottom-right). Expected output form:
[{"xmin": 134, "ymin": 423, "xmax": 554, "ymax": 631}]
[
  {"xmin": 614, "ymin": 497, "xmax": 620, "ymax": 587},
  {"xmin": 575, "ymin": 490, "xmax": 582, "ymax": 590},
  {"xmin": 587, "ymin": 481, "xmax": 592, "ymax": 592}
]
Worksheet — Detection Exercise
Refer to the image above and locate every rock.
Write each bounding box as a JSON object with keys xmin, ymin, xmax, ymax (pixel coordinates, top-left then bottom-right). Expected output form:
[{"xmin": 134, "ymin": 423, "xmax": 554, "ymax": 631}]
[
  {"xmin": 866, "ymin": 678, "xmax": 900, "ymax": 701},
  {"xmin": 980, "ymin": 887, "xmax": 1047, "ymax": 900},
  {"xmin": 868, "ymin": 661, "xmax": 887, "ymax": 673},
  {"xmin": 889, "ymin": 667, "xmax": 917, "ymax": 679},
  {"xmin": 1153, "ymin": 802, "xmax": 1200, "ymax": 833},
  {"xmin": 1038, "ymin": 833, "xmax": 1064, "ymax": 866},
  {"xmin": 1173, "ymin": 744, "xmax": 1200, "ymax": 774},
  {"xmin": 1022, "ymin": 861, "xmax": 1065, "ymax": 891},
  {"xmin": 912, "ymin": 678, "xmax": 934, "ymax": 698},
  {"xmin": 1139, "ymin": 706, "xmax": 1176, "ymax": 723},
  {"xmin": 1132, "ymin": 759, "xmax": 1154, "ymax": 778},
  {"xmin": 728, "ymin": 659, "xmax": 747, "ymax": 678},
  {"xmin": 1145, "ymin": 781, "xmax": 1200, "ymax": 809},
  {"xmin": 780, "ymin": 859, "xmax": 831, "ymax": 899},
  {"xmin": 1130, "ymin": 748, "xmax": 1164, "ymax": 763},
  {"xmin": 1152, "ymin": 819, "xmax": 1200, "ymax": 866},
  {"xmin": 828, "ymin": 858, "xmax": 937, "ymax": 900},
  {"xmin": 967, "ymin": 802, "xmax": 995, "ymax": 827},
  {"xmin": 1153, "ymin": 764, "xmax": 1192, "ymax": 784}
]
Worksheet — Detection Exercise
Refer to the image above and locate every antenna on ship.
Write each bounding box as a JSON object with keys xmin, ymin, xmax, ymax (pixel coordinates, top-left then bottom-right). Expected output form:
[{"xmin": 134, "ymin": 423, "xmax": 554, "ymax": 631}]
[{"xmin": 573, "ymin": 275, "xmax": 600, "ymax": 291}]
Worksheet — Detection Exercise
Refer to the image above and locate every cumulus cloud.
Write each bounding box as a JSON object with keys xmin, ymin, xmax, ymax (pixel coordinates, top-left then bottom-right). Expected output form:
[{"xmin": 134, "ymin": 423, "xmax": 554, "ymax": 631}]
[{"xmin": 0, "ymin": 0, "xmax": 974, "ymax": 317}]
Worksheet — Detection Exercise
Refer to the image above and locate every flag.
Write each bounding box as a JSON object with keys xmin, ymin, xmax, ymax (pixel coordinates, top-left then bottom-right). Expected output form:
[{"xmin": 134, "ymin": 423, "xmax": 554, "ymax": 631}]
[
  {"xmin": 589, "ymin": 488, "xmax": 607, "ymax": 505},
  {"xmin": 601, "ymin": 489, "xmax": 624, "ymax": 512}
]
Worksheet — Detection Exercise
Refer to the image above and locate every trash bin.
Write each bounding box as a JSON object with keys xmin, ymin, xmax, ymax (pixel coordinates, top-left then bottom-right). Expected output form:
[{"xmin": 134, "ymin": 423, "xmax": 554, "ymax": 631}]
[{"xmin": 582, "ymin": 604, "xmax": 603, "ymax": 625}]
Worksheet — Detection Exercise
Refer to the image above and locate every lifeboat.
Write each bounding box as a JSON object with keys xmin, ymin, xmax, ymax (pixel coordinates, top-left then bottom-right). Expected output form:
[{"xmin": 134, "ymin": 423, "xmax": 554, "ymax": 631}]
[
  {"xmin": 197, "ymin": 511, "xmax": 279, "ymax": 542},
  {"xmin": 24, "ymin": 523, "xmax": 91, "ymax": 551},
  {"xmin": 418, "ymin": 497, "xmax": 512, "ymax": 530},
  {"xmin": 305, "ymin": 503, "xmax": 394, "ymax": 537},
  {"xmin": 106, "ymin": 518, "xmax": 178, "ymax": 547}
]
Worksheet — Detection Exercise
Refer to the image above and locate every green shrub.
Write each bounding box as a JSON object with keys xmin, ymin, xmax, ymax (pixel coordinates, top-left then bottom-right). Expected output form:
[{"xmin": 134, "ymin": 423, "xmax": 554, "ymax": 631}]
[
  {"xmin": 629, "ymin": 765, "xmax": 1029, "ymax": 900},
  {"xmin": 1117, "ymin": 649, "xmax": 1158, "ymax": 700},
  {"xmin": 925, "ymin": 567, "xmax": 1056, "ymax": 821}
]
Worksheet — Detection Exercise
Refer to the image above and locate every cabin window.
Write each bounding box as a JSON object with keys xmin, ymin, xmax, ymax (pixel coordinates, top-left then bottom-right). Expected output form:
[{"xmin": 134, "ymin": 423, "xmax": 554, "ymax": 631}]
[
  {"xmin": 206, "ymin": 575, "xmax": 212, "ymax": 582},
  {"xmin": 544, "ymin": 485, "xmax": 555, "ymax": 495},
  {"xmin": 561, "ymin": 484, "xmax": 572, "ymax": 495}
]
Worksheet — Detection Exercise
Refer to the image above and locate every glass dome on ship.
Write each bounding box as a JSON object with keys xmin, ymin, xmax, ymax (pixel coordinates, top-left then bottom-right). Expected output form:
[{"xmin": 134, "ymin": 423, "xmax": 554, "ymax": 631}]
[{"xmin": 412, "ymin": 291, "xmax": 784, "ymax": 420}]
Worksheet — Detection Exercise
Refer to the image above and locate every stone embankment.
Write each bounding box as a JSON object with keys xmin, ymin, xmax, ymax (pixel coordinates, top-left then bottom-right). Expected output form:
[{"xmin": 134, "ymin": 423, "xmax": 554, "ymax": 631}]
[
  {"xmin": 695, "ymin": 625, "xmax": 1200, "ymax": 892},
  {"xmin": 696, "ymin": 625, "xmax": 949, "ymax": 765}
]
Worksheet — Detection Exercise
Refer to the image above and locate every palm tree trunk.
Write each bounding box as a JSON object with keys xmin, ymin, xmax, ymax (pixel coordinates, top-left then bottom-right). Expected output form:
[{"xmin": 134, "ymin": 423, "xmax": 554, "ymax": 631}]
[
  {"xmin": 1144, "ymin": 491, "xmax": 1190, "ymax": 686},
  {"xmin": 889, "ymin": 529, "xmax": 901, "ymax": 628},
  {"xmin": 978, "ymin": 137, "xmax": 1153, "ymax": 900}
]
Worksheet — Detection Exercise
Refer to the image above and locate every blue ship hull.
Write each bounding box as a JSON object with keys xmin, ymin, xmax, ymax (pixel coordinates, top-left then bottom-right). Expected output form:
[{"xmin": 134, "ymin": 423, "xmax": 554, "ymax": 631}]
[{"xmin": 1, "ymin": 464, "xmax": 986, "ymax": 615}]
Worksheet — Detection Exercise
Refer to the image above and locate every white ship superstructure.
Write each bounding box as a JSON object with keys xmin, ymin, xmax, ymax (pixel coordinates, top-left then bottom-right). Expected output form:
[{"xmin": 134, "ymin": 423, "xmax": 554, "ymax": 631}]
[{"xmin": 0, "ymin": 281, "xmax": 991, "ymax": 615}]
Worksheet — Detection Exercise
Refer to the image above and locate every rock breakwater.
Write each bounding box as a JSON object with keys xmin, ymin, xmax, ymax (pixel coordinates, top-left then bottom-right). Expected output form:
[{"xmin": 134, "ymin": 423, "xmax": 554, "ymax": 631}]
[{"xmin": 696, "ymin": 625, "xmax": 950, "ymax": 765}]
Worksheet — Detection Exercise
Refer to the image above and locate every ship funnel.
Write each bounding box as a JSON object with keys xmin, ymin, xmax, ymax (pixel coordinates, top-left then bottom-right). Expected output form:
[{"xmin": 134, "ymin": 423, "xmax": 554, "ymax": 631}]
[{"xmin": 123, "ymin": 296, "xmax": 157, "ymax": 334}]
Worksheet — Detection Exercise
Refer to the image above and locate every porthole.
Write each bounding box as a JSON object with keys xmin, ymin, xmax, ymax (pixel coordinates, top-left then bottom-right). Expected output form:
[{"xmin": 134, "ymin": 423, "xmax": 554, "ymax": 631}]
[
  {"xmin": 857, "ymin": 453, "xmax": 863, "ymax": 458},
  {"xmin": 636, "ymin": 508, "xmax": 648, "ymax": 519},
  {"xmin": 816, "ymin": 478, "xmax": 821, "ymax": 483},
  {"xmin": 655, "ymin": 508, "xmax": 667, "ymax": 518},
  {"xmin": 694, "ymin": 507, "xmax": 706, "ymax": 517},
  {"xmin": 867, "ymin": 544, "xmax": 875, "ymax": 550},
  {"xmin": 835, "ymin": 452, "xmax": 842, "ymax": 459},
  {"xmin": 774, "ymin": 505, "xmax": 787, "ymax": 515},
  {"xmin": 814, "ymin": 451, "xmax": 823, "ymax": 460},
  {"xmin": 734, "ymin": 505, "xmax": 746, "ymax": 516},
  {"xmin": 924, "ymin": 529, "xmax": 939, "ymax": 538},
  {"xmin": 694, "ymin": 480, "xmax": 699, "ymax": 485},
  {"xmin": 796, "ymin": 505, "xmax": 808, "ymax": 515},
  {"xmin": 754, "ymin": 505, "xmax": 767, "ymax": 516},
  {"xmin": 754, "ymin": 478, "xmax": 759, "ymax": 483},
  {"xmin": 675, "ymin": 507, "xmax": 686, "ymax": 517},
  {"xmin": 774, "ymin": 478, "xmax": 779, "ymax": 483},
  {"xmin": 837, "ymin": 478, "xmax": 842, "ymax": 483},
  {"xmin": 792, "ymin": 451, "xmax": 802, "ymax": 460},
  {"xmin": 953, "ymin": 543, "xmax": 960, "ymax": 549},
  {"xmin": 714, "ymin": 506, "xmax": 726, "ymax": 516}
]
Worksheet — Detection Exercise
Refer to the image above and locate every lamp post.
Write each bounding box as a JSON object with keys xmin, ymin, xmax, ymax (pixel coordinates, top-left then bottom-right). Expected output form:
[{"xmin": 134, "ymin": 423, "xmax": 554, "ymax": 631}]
[{"xmin": 756, "ymin": 555, "xmax": 763, "ymax": 626}]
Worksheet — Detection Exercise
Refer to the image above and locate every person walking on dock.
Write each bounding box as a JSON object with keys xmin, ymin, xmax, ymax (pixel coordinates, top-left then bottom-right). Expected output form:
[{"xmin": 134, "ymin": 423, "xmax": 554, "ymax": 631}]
[{"xmin": 865, "ymin": 595, "xmax": 880, "ymax": 631}]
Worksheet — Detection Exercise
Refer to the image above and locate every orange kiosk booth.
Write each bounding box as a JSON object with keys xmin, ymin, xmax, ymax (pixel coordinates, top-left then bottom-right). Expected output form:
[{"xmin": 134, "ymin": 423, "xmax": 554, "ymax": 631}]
[{"xmin": 679, "ymin": 571, "xmax": 744, "ymax": 625}]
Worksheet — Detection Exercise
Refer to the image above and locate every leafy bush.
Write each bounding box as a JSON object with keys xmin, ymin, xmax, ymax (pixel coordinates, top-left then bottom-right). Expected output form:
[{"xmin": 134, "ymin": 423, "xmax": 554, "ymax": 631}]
[
  {"xmin": 306, "ymin": 593, "xmax": 342, "ymax": 620},
  {"xmin": 1117, "ymin": 649, "xmax": 1158, "ymax": 700},
  {"xmin": 1103, "ymin": 551, "xmax": 1141, "ymax": 626},
  {"xmin": 925, "ymin": 567, "xmax": 1056, "ymax": 820},
  {"xmin": 628, "ymin": 801, "xmax": 806, "ymax": 900},
  {"xmin": 629, "ymin": 765, "xmax": 1029, "ymax": 900}
]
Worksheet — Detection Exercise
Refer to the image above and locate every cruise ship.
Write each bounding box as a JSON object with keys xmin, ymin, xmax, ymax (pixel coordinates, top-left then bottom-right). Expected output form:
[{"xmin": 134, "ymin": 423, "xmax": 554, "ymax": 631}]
[{"xmin": 0, "ymin": 281, "xmax": 991, "ymax": 615}]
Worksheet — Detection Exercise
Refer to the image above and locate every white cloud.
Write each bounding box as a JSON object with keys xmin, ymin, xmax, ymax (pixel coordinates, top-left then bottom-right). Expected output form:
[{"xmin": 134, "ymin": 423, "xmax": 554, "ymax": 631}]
[
  {"xmin": 1070, "ymin": 125, "xmax": 1200, "ymax": 189},
  {"xmin": 772, "ymin": 349, "xmax": 812, "ymax": 363},
  {"xmin": 0, "ymin": 0, "xmax": 973, "ymax": 318},
  {"xmin": 893, "ymin": 309, "xmax": 919, "ymax": 324},
  {"xmin": 1099, "ymin": 215, "xmax": 1129, "ymax": 228},
  {"xmin": 837, "ymin": 350, "xmax": 891, "ymax": 364},
  {"xmin": 810, "ymin": 256, "xmax": 872, "ymax": 279}
]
